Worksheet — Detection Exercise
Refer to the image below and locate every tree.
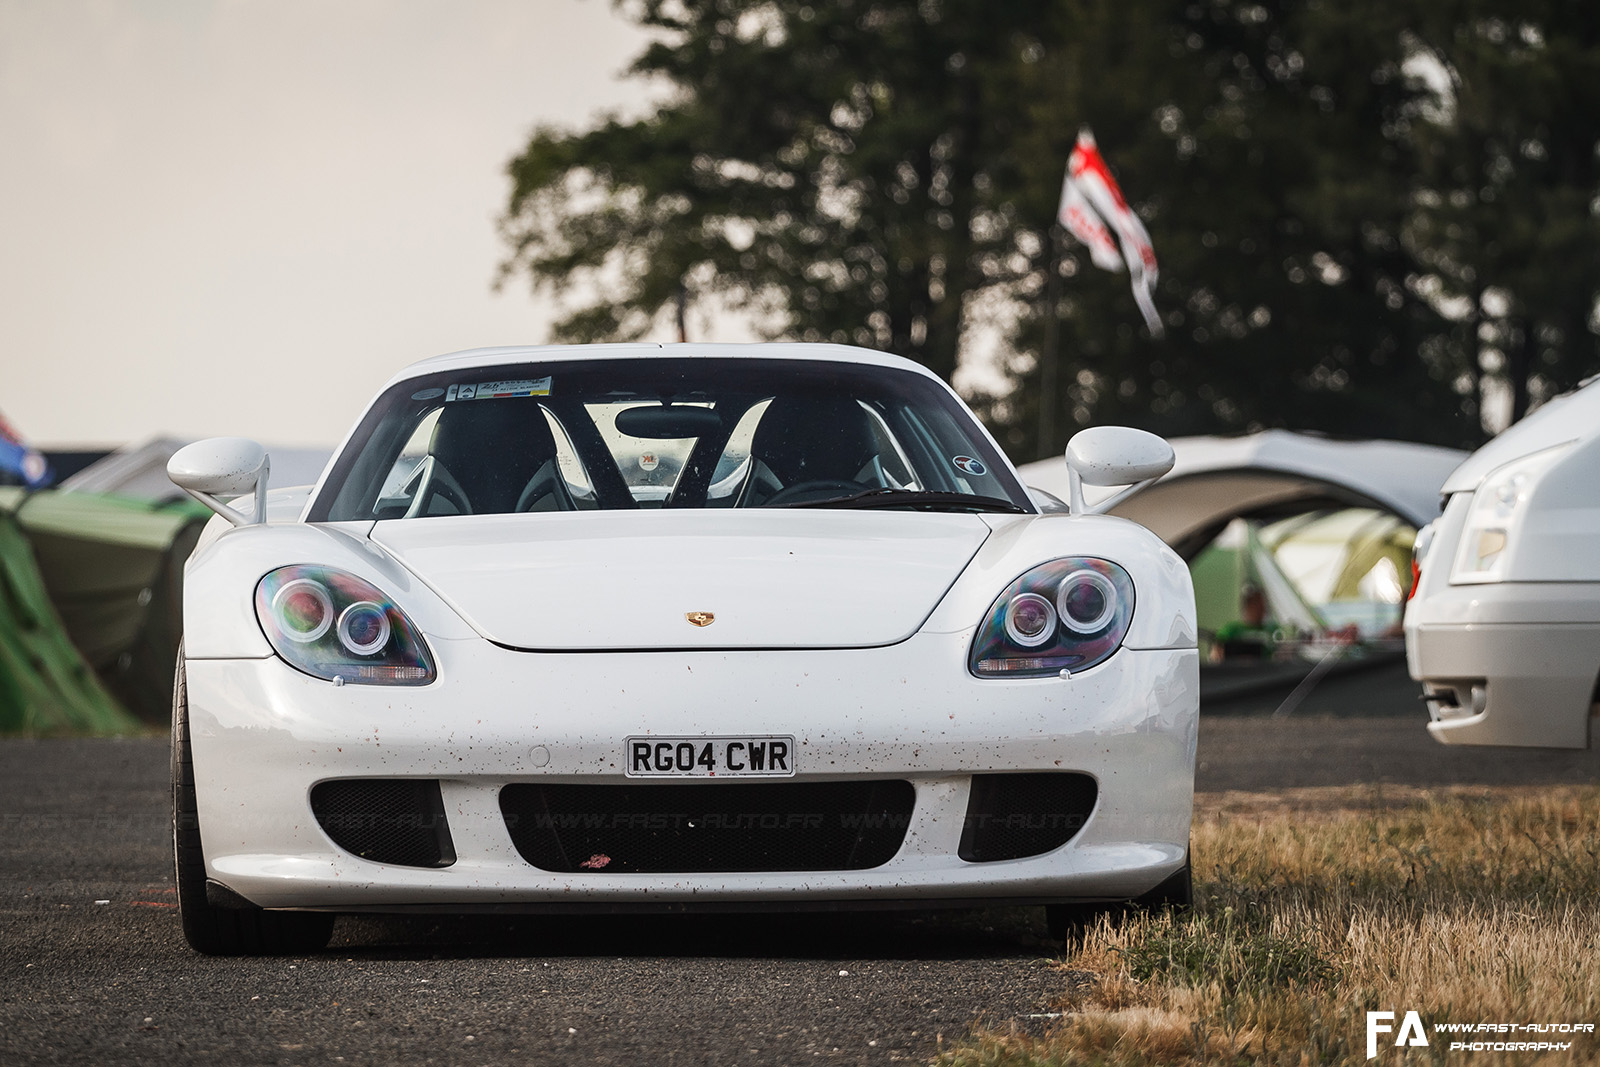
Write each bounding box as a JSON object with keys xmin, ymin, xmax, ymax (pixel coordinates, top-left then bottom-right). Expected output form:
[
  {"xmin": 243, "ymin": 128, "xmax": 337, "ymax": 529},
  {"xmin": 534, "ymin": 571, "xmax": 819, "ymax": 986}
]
[
  {"xmin": 499, "ymin": 0, "xmax": 1598, "ymax": 461},
  {"xmin": 499, "ymin": 0, "xmax": 1057, "ymax": 384},
  {"xmin": 986, "ymin": 1, "xmax": 1492, "ymax": 455},
  {"xmin": 1407, "ymin": 1, "xmax": 1600, "ymax": 428}
]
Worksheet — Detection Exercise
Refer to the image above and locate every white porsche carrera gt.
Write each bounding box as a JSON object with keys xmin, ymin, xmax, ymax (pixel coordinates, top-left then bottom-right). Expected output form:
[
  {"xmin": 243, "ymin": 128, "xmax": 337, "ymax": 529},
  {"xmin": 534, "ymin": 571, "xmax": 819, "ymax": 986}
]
[{"xmin": 168, "ymin": 343, "xmax": 1198, "ymax": 955}]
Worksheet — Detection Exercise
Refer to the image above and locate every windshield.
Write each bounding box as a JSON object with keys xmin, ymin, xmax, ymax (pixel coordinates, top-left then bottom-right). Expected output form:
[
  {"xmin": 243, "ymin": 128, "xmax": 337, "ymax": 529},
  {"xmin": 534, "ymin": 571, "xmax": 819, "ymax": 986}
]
[{"xmin": 310, "ymin": 358, "xmax": 1031, "ymax": 520}]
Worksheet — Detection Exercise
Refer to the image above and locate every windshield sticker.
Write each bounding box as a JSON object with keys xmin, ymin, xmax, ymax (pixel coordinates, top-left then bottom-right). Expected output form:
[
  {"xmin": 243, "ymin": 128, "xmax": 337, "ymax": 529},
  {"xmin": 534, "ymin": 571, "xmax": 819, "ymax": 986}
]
[
  {"xmin": 410, "ymin": 387, "xmax": 445, "ymax": 401},
  {"xmin": 952, "ymin": 455, "xmax": 987, "ymax": 476},
  {"xmin": 446, "ymin": 377, "xmax": 552, "ymax": 402}
]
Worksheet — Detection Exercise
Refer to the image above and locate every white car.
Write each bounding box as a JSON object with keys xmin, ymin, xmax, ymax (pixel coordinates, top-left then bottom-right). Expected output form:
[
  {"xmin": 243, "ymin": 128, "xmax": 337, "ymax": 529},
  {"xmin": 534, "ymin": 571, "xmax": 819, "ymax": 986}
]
[
  {"xmin": 1406, "ymin": 375, "xmax": 1600, "ymax": 748},
  {"xmin": 168, "ymin": 343, "xmax": 1199, "ymax": 955}
]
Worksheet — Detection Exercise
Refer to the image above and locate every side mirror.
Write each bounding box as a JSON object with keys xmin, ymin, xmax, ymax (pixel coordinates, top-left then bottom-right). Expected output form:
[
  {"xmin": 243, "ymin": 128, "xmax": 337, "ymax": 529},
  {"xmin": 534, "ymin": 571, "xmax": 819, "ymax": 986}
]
[
  {"xmin": 1063, "ymin": 426, "xmax": 1174, "ymax": 515},
  {"xmin": 167, "ymin": 437, "xmax": 271, "ymax": 527}
]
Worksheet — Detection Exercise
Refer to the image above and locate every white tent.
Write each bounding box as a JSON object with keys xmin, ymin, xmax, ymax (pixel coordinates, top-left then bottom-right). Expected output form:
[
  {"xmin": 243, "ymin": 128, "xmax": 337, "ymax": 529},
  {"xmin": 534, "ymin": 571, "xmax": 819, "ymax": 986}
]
[
  {"xmin": 60, "ymin": 437, "xmax": 332, "ymax": 505},
  {"xmin": 1018, "ymin": 430, "xmax": 1465, "ymax": 557}
]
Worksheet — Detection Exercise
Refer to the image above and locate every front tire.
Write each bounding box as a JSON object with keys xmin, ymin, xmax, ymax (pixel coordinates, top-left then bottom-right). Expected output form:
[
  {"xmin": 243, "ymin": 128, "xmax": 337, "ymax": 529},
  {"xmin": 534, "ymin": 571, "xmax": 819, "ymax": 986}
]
[{"xmin": 172, "ymin": 649, "xmax": 334, "ymax": 955}]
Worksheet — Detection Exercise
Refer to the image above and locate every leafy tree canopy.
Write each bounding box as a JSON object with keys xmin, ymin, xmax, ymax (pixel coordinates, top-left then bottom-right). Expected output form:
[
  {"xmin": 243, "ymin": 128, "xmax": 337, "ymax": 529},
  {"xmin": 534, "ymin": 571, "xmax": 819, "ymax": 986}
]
[{"xmin": 499, "ymin": 0, "xmax": 1600, "ymax": 458}]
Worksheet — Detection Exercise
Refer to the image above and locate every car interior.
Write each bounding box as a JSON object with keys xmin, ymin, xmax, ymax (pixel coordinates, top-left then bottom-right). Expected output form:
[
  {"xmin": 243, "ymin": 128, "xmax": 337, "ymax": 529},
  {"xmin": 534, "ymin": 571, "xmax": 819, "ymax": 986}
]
[{"xmin": 323, "ymin": 359, "xmax": 1025, "ymax": 522}]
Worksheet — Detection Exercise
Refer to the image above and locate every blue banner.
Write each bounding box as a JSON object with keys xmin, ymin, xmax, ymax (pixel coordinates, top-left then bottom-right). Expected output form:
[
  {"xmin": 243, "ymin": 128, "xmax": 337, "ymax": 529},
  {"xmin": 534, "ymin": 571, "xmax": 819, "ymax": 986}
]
[{"xmin": 0, "ymin": 410, "xmax": 52, "ymax": 488}]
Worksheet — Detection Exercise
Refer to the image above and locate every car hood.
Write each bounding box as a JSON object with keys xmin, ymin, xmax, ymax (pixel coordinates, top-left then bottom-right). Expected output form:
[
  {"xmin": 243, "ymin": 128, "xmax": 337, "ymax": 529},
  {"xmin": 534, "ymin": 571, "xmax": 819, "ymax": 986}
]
[
  {"xmin": 369, "ymin": 510, "xmax": 991, "ymax": 650},
  {"xmin": 1442, "ymin": 376, "xmax": 1600, "ymax": 494}
]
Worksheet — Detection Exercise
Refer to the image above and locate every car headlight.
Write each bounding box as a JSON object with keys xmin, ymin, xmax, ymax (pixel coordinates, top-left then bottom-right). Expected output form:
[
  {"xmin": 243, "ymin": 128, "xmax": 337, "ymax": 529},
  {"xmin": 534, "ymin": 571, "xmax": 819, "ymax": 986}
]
[
  {"xmin": 1449, "ymin": 443, "xmax": 1573, "ymax": 585},
  {"xmin": 970, "ymin": 558, "xmax": 1135, "ymax": 677},
  {"xmin": 255, "ymin": 565, "xmax": 436, "ymax": 684}
]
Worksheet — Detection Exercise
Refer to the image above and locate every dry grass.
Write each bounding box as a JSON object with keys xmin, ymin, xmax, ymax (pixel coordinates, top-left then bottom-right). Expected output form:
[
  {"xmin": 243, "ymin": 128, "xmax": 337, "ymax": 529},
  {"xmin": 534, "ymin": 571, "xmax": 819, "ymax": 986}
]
[{"xmin": 938, "ymin": 785, "xmax": 1600, "ymax": 1066}]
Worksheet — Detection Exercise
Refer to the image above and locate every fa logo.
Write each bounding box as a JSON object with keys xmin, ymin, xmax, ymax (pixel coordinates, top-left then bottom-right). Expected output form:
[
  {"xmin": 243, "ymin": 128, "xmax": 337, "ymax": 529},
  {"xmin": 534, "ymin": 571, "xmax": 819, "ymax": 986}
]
[{"xmin": 1367, "ymin": 1011, "xmax": 1428, "ymax": 1059}]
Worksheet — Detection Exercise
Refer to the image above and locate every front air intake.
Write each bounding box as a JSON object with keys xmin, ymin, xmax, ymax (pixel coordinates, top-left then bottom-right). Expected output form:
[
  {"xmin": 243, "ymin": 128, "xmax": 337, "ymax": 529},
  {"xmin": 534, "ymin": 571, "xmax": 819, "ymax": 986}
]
[
  {"xmin": 310, "ymin": 779, "xmax": 456, "ymax": 868},
  {"xmin": 499, "ymin": 780, "xmax": 915, "ymax": 873},
  {"xmin": 958, "ymin": 773, "xmax": 1098, "ymax": 862}
]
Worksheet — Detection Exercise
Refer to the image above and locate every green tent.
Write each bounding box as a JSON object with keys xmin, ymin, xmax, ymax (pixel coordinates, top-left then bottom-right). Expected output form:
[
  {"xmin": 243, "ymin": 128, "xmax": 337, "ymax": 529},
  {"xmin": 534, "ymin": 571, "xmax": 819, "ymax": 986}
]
[
  {"xmin": 0, "ymin": 487, "xmax": 210, "ymax": 727},
  {"xmin": 0, "ymin": 503, "xmax": 137, "ymax": 734}
]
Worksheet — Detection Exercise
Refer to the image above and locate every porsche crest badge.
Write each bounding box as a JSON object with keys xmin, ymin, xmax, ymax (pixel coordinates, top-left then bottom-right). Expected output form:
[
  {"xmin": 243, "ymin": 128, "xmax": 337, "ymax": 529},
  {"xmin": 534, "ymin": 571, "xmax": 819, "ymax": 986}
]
[{"xmin": 685, "ymin": 611, "xmax": 715, "ymax": 627}]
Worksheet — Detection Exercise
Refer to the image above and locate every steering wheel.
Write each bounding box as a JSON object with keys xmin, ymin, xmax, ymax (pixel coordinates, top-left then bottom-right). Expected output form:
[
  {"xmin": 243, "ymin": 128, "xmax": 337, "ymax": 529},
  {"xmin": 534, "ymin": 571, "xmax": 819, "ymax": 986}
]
[
  {"xmin": 403, "ymin": 457, "xmax": 472, "ymax": 518},
  {"xmin": 762, "ymin": 479, "xmax": 864, "ymax": 506}
]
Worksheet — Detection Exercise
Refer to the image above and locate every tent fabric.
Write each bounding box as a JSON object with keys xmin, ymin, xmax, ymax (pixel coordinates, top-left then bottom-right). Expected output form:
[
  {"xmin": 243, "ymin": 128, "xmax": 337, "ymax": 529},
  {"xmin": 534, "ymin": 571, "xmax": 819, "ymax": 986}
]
[
  {"xmin": 0, "ymin": 487, "xmax": 208, "ymax": 725},
  {"xmin": 1242, "ymin": 520, "xmax": 1326, "ymax": 634},
  {"xmin": 1018, "ymin": 430, "xmax": 1466, "ymax": 553},
  {"xmin": 1114, "ymin": 469, "xmax": 1378, "ymax": 556},
  {"xmin": 1022, "ymin": 432, "xmax": 1454, "ymax": 714},
  {"xmin": 60, "ymin": 436, "xmax": 333, "ymax": 504},
  {"xmin": 0, "ymin": 506, "xmax": 137, "ymax": 734}
]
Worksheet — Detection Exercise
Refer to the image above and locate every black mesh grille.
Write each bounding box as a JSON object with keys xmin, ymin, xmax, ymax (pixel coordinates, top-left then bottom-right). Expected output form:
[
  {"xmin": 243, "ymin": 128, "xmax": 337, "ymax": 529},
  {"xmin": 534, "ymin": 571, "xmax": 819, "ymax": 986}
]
[
  {"xmin": 958, "ymin": 773, "xmax": 1097, "ymax": 863},
  {"xmin": 500, "ymin": 780, "xmax": 915, "ymax": 873},
  {"xmin": 310, "ymin": 779, "xmax": 456, "ymax": 868}
]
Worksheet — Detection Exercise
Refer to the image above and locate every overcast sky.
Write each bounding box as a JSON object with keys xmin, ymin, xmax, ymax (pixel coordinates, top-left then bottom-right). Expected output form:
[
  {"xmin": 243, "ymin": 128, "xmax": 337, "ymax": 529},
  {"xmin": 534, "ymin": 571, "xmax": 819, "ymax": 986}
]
[{"xmin": 1, "ymin": 0, "xmax": 699, "ymax": 447}]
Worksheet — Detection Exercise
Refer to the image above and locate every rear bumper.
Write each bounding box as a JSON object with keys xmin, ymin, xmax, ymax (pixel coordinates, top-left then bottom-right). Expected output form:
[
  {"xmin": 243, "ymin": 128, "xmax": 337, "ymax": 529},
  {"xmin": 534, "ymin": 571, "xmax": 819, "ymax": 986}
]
[{"xmin": 185, "ymin": 633, "xmax": 1199, "ymax": 910}]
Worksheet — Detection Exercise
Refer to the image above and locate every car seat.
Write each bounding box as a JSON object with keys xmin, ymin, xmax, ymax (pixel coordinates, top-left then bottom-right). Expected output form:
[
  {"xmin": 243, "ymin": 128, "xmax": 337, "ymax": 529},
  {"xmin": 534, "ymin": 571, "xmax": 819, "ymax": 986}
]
[
  {"xmin": 740, "ymin": 396, "xmax": 883, "ymax": 506},
  {"xmin": 428, "ymin": 399, "xmax": 574, "ymax": 514}
]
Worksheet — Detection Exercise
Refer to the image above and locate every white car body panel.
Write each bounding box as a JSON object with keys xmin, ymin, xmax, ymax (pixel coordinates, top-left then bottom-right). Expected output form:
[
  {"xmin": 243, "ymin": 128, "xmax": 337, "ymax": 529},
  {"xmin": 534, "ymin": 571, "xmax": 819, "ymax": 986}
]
[
  {"xmin": 1405, "ymin": 377, "xmax": 1600, "ymax": 748},
  {"xmin": 187, "ymin": 640, "xmax": 1197, "ymax": 908},
  {"xmin": 367, "ymin": 510, "xmax": 990, "ymax": 649},
  {"xmin": 1439, "ymin": 381, "xmax": 1600, "ymax": 495},
  {"xmin": 181, "ymin": 342, "xmax": 1199, "ymax": 914}
]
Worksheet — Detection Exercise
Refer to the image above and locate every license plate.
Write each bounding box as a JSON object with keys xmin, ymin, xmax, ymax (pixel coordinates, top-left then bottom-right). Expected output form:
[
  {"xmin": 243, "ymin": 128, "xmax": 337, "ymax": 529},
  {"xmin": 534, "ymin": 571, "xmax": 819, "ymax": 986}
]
[{"xmin": 624, "ymin": 735, "xmax": 796, "ymax": 778}]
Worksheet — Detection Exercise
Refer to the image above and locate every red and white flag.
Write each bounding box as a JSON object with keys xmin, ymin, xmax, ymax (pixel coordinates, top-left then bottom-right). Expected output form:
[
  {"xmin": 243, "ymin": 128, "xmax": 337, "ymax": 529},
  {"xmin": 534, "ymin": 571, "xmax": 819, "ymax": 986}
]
[{"xmin": 1056, "ymin": 127, "xmax": 1163, "ymax": 337}]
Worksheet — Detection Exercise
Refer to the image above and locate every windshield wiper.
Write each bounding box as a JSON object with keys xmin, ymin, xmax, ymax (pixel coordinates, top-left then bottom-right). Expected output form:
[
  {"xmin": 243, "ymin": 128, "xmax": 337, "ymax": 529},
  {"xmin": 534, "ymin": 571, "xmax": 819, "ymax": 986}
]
[{"xmin": 776, "ymin": 487, "xmax": 1028, "ymax": 513}]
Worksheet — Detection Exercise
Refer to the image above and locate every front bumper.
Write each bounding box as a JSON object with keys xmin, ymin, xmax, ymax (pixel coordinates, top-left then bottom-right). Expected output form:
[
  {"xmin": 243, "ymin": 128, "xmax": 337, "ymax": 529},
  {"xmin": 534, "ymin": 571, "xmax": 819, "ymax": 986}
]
[
  {"xmin": 1406, "ymin": 583, "xmax": 1600, "ymax": 749},
  {"xmin": 186, "ymin": 633, "xmax": 1198, "ymax": 910}
]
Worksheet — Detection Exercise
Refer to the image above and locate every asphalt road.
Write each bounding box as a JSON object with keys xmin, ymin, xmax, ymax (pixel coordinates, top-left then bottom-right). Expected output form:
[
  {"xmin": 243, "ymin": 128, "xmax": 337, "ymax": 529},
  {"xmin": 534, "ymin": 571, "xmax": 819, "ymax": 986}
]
[{"xmin": 4, "ymin": 716, "xmax": 1598, "ymax": 1067}]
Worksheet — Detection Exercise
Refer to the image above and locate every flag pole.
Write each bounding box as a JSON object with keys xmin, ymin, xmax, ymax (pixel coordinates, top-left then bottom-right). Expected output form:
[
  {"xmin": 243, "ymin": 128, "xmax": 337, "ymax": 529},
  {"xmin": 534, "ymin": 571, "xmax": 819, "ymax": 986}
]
[{"xmin": 1036, "ymin": 227, "xmax": 1064, "ymax": 459}]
